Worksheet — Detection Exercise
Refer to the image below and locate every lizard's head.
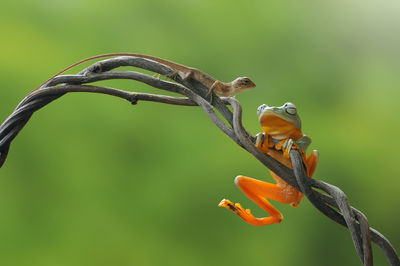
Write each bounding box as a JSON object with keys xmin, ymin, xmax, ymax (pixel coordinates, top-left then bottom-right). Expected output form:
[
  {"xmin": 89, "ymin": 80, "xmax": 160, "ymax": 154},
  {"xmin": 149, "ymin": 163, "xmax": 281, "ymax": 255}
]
[{"xmin": 231, "ymin": 77, "xmax": 256, "ymax": 91}]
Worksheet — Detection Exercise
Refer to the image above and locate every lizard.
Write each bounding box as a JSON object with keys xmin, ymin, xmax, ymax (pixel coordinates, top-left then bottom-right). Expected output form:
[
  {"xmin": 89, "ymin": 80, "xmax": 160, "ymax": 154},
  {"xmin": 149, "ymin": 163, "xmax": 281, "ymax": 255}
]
[
  {"xmin": 219, "ymin": 102, "xmax": 319, "ymax": 226},
  {"xmin": 35, "ymin": 53, "xmax": 256, "ymax": 97}
]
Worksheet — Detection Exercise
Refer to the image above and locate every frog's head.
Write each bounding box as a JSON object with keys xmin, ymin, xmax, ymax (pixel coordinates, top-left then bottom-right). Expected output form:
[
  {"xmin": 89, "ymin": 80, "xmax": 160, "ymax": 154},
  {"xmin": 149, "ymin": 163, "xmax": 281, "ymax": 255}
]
[
  {"xmin": 257, "ymin": 102, "xmax": 302, "ymax": 139},
  {"xmin": 231, "ymin": 77, "xmax": 256, "ymax": 91}
]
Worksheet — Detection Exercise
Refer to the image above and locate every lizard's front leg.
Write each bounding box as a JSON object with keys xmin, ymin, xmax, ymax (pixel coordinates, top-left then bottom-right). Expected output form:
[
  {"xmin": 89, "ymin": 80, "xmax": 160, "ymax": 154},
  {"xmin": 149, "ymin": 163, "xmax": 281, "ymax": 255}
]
[
  {"xmin": 219, "ymin": 175, "xmax": 301, "ymax": 226},
  {"xmin": 205, "ymin": 80, "xmax": 222, "ymax": 103}
]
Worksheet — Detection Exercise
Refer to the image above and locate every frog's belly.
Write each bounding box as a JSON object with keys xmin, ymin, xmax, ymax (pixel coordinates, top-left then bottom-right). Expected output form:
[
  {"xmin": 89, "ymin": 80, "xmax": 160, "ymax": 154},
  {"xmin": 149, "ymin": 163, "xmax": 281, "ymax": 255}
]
[
  {"xmin": 267, "ymin": 149, "xmax": 303, "ymax": 205},
  {"xmin": 267, "ymin": 149, "xmax": 292, "ymax": 169}
]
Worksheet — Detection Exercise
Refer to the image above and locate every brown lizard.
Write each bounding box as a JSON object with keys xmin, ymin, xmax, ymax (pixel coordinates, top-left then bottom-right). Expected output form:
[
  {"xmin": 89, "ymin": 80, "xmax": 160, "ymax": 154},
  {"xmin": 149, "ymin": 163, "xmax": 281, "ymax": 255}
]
[{"xmin": 35, "ymin": 53, "xmax": 256, "ymax": 96}]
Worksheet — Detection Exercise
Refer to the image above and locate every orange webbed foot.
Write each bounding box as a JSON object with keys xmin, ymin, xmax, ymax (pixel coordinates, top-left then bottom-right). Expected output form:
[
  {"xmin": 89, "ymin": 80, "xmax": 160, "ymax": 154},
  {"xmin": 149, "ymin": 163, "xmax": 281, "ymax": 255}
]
[
  {"xmin": 218, "ymin": 199, "xmax": 282, "ymax": 226},
  {"xmin": 219, "ymin": 199, "xmax": 251, "ymax": 216},
  {"xmin": 218, "ymin": 199, "xmax": 256, "ymax": 224}
]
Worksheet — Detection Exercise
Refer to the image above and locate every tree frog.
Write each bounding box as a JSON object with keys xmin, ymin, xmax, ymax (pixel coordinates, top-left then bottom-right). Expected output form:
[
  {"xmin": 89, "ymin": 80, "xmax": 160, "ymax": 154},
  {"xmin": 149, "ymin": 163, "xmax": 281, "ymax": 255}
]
[{"xmin": 219, "ymin": 102, "xmax": 319, "ymax": 226}]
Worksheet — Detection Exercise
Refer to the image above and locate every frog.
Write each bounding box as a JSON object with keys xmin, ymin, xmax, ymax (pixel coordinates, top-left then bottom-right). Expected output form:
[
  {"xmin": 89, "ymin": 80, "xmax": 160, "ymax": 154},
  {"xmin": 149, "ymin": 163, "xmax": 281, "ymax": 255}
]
[{"xmin": 219, "ymin": 102, "xmax": 319, "ymax": 226}]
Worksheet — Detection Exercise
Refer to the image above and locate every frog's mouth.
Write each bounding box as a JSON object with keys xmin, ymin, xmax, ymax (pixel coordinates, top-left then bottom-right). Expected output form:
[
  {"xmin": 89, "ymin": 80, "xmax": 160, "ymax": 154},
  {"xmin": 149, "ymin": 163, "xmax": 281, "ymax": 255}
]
[
  {"xmin": 260, "ymin": 111, "xmax": 295, "ymax": 129},
  {"xmin": 259, "ymin": 110, "xmax": 302, "ymax": 139},
  {"xmin": 259, "ymin": 108, "xmax": 295, "ymax": 126}
]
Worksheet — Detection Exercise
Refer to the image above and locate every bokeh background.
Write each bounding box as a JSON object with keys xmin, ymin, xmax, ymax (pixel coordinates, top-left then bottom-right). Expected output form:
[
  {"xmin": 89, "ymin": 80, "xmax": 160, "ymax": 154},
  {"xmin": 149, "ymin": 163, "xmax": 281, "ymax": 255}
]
[{"xmin": 0, "ymin": 0, "xmax": 399, "ymax": 265}]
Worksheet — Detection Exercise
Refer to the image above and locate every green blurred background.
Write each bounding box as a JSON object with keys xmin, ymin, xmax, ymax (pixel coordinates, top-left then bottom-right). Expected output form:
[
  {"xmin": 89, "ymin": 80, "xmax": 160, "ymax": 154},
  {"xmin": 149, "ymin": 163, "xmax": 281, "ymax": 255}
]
[{"xmin": 0, "ymin": 0, "xmax": 399, "ymax": 265}]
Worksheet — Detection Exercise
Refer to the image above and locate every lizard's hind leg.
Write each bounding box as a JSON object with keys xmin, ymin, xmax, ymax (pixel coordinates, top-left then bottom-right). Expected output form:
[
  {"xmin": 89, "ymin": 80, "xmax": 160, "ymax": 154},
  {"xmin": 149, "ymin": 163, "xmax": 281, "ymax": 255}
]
[{"xmin": 180, "ymin": 70, "xmax": 194, "ymax": 81}]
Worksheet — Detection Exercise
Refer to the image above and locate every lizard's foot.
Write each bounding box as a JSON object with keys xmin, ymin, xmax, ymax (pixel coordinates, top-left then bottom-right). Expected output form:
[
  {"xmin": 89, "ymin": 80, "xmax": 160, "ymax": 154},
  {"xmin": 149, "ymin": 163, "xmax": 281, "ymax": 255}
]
[
  {"xmin": 166, "ymin": 71, "xmax": 180, "ymax": 81},
  {"xmin": 152, "ymin": 73, "xmax": 162, "ymax": 79}
]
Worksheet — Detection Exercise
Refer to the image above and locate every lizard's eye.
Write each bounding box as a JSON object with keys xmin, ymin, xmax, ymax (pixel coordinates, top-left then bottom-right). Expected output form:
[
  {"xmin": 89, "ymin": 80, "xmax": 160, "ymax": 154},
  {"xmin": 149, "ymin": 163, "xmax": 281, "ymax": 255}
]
[{"xmin": 284, "ymin": 102, "xmax": 297, "ymax": 115}]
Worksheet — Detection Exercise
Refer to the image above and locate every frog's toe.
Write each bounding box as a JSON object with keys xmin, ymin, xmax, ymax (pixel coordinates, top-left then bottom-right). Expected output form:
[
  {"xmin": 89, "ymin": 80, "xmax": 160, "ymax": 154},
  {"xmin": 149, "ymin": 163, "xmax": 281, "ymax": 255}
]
[
  {"xmin": 282, "ymin": 138, "xmax": 294, "ymax": 158},
  {"xmin": 218, "ymin": 199, "xmax": 235, "ymax": 210},
  {"xmin": 255, "ymin": 133, "xmax": 264, "ymax": 148},
  {"xmin": 219, "ymin": 199, "xmax": 249, "ymax": 218}
]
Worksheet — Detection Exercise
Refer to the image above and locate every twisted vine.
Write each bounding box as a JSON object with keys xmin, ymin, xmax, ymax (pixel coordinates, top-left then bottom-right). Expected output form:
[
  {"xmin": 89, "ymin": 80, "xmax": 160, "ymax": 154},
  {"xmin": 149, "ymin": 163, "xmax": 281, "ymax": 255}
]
[{"xmin": 0, "ymin": 56, "xmax": 398, "ymax": 265}]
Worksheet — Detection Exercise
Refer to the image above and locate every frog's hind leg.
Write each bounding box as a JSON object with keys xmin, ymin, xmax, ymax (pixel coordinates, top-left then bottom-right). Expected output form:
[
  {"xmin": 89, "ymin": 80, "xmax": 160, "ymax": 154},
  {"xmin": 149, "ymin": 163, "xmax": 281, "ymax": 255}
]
[
  {"xmin": 285, "ymin": 150, "xmax": 319, "ymax": 208},
  {"xmin": 306, "ymin": 150, "xmax": 319, "ymax": 177},
  {"xmin": 219, "ymin": 175, "xmax": 297, "ymax": 226}
]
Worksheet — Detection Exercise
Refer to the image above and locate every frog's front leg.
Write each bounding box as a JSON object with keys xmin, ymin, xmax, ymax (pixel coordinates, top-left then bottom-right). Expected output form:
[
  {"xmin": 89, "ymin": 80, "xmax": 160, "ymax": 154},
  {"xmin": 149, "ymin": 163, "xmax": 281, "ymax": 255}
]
[
  {"xmin": 219, "ymin": 175, "xmax": 301, "ymax": 226},
  {"xmin": 275, "ymin": 138, "xmax": 298, "ymax": 159},
  {"xmin": 255, "ymin": 132, "xmax": 273, "ymax": 153}
]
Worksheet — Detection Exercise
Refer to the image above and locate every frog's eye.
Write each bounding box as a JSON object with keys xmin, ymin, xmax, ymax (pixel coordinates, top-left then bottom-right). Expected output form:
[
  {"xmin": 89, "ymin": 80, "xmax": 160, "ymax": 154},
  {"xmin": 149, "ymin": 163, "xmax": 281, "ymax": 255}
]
[
  {"xmin": 257, "ymin": 104, "xmax": 268, "ymax": 116},
  {"xmin": 284, "ymin": 102, "xmax": 297, "ymax": 115}
]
